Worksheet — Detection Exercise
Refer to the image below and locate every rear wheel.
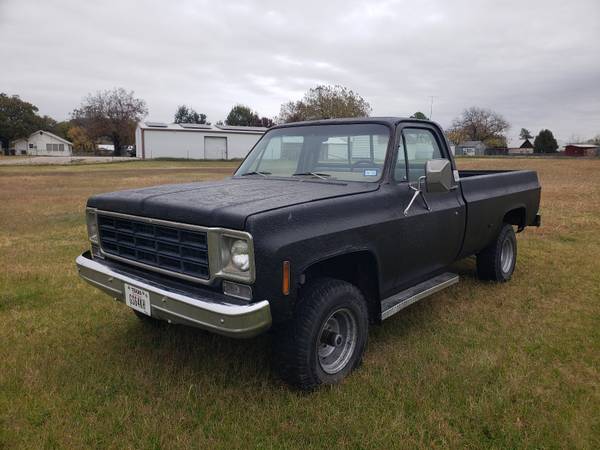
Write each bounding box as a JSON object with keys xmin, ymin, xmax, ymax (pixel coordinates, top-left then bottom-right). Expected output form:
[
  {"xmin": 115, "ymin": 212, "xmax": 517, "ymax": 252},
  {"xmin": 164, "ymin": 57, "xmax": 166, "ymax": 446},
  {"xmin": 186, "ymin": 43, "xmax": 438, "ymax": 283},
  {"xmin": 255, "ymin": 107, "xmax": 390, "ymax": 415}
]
[
  {"xmin": 272, "ymin": 278, "xmax": 368, "ymax": 390},
  {"xmin": 476, "ymin": 223, "xmax": 517, "ymax": 282}
]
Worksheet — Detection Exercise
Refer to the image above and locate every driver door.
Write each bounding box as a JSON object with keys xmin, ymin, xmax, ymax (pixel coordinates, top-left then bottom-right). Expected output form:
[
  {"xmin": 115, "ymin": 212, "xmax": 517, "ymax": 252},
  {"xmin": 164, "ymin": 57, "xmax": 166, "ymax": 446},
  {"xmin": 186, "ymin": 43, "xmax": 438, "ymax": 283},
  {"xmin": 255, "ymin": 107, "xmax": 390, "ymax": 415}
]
[{"xmin": 389, "ymin": 124, "xmax": 466, "ymax": 289}]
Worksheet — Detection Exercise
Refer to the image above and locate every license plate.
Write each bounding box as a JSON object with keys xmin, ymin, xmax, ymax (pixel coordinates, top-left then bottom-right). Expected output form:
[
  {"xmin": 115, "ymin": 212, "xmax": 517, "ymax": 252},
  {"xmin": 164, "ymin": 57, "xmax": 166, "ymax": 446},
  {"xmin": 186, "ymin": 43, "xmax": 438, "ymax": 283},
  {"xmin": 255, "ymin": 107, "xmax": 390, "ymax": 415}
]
[{"xmin": 124, "ymin": 284, "xmax": 151, "ymax": 316}]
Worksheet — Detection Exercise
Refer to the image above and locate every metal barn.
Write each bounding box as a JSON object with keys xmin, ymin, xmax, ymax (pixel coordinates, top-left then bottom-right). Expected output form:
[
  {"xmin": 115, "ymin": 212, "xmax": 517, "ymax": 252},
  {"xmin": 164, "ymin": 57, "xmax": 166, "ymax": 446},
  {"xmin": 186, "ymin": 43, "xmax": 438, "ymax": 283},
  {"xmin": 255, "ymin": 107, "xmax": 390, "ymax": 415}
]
[
  {"xmin": 564, "ymin": 144, "xmax": 599, "ymax": 157},
  {"xmin": 134, "ymin": 122, "xmax": 267, "ymax": 160}
]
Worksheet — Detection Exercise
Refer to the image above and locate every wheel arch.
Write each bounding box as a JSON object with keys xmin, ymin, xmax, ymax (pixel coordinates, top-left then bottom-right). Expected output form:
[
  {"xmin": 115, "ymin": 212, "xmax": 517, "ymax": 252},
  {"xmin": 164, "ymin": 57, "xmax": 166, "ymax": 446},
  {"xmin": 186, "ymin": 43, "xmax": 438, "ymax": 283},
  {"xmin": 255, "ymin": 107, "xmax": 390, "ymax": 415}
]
[
  {"xmin": 503, "ymin": 205, "xmax": 527, "ymax": 231},
  {"xmin": 301, "ymin": 250, "xmax": 381, "ymax": 323}
]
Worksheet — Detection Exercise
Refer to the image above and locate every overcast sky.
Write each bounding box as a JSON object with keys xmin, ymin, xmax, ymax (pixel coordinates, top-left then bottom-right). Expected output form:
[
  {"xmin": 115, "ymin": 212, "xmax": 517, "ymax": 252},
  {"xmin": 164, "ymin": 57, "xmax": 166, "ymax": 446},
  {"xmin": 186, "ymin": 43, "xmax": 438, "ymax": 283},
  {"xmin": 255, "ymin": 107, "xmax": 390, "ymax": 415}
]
[{"xmin": 1, "ymin": 0, "xmax": 598, "ymax": 144}]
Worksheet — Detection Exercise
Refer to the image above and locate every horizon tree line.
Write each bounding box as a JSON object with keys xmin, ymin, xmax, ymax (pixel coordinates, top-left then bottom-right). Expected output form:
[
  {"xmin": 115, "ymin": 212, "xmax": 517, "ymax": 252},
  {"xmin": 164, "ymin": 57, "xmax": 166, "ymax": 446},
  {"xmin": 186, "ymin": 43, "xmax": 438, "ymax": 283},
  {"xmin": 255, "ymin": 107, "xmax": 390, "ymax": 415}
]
[{"xmin": 1, "ymin": 87, "xmax": 592, "ymax": 155}]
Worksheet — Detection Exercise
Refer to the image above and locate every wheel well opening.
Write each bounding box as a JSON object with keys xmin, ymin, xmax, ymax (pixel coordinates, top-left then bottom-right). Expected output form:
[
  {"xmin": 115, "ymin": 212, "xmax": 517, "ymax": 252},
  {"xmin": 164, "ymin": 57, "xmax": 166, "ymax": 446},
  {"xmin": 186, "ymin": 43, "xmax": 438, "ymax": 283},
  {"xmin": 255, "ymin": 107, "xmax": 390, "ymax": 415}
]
[
  {"xmin": 503, "ymin": 207, "xmax": 526, "ymax": 231},
  {"xmin": 303, "ymin": 252, "xmax": 380, "ymax": 322}
]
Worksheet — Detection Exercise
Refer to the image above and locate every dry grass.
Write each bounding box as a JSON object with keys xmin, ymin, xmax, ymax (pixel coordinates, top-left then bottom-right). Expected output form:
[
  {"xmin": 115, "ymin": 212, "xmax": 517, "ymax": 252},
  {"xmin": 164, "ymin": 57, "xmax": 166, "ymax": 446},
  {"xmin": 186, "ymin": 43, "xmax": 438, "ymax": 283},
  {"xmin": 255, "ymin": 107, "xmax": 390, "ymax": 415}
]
[{"xmin": 0, "ymin": 158, "xmax": 599, "ymax": 449}]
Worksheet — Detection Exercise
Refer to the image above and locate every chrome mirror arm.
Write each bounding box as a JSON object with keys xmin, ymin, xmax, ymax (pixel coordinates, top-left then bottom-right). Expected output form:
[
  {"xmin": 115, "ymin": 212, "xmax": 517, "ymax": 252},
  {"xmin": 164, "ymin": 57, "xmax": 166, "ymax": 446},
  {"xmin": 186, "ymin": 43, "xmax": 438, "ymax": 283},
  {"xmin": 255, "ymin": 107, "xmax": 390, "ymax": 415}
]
[{"xmin": 404, "ymin": 176, "xmax": 430, "ymax": 216}]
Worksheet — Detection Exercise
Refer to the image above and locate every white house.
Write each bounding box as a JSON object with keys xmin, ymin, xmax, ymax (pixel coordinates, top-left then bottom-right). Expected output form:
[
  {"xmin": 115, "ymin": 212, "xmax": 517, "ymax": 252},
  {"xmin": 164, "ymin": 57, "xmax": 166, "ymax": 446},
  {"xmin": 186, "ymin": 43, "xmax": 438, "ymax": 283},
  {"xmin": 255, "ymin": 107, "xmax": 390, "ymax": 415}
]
[
  {"xmin": 135, "ymin": 122, "xmax": 267, "ymax": 159},
  {"xmin": 11, "ymin": 130, "xmax": 73, "ymax": 156}
]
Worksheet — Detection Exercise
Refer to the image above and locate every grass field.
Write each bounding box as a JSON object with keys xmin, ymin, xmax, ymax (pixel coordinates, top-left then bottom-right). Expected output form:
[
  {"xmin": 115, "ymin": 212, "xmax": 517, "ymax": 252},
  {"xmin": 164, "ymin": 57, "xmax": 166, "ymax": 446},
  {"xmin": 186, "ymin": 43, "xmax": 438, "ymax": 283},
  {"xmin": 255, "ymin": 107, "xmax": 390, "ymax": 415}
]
[{"xmin": 1, "ymin": 158, "xmax": 598, "ymax": 449}]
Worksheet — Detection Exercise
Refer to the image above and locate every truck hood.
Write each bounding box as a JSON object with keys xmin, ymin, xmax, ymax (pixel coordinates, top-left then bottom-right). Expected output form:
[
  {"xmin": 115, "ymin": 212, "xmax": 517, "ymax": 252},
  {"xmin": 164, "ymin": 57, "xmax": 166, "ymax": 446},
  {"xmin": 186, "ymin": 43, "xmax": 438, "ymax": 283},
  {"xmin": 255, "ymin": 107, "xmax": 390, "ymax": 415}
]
[{"xmin": 87, "ymin": 178, "xmax": 378, "ymax": 229}]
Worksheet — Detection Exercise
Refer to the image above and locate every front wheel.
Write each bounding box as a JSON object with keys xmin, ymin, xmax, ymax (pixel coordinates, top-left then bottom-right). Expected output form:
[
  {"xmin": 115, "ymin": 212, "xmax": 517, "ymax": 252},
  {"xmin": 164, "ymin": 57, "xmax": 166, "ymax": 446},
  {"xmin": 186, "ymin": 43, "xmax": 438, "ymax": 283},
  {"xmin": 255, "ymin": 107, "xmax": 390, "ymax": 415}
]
[
  {"xmin": 476, "ymin": 223, "xmax": 517, "ymax": 282},
  {"xmin": 272, "ymin": 278, "xmax": 368, "ymax": 390}
]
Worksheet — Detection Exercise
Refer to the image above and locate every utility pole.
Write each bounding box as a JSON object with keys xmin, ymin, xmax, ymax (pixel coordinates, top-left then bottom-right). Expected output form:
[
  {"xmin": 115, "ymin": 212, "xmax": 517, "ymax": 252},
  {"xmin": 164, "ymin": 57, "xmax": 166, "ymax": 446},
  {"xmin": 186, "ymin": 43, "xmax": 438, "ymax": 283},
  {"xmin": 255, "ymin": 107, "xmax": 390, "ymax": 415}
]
[{"xmin": 429, "ymin": 96, "xmax": 438, "ymax": 120}]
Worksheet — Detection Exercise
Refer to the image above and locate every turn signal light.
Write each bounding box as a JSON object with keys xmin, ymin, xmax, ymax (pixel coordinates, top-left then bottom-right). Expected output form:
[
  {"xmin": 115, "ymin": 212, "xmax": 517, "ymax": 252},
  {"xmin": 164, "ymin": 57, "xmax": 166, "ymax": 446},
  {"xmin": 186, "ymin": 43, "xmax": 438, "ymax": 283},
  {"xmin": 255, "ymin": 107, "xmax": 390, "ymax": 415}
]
[{"xmin": 282, "ymin": 261, "xmax": 290, "ymax": 295}]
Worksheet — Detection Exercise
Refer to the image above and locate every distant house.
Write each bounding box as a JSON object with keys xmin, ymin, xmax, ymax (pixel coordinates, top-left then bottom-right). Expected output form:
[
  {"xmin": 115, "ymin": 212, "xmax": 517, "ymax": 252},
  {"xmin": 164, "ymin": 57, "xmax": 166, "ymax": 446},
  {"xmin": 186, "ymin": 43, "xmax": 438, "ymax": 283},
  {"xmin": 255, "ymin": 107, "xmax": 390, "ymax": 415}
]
[
  {"xmin": 10, "ymin": 130, "xmax": 73, "ymax": 156},
  {"xmin": 520, "ymin": 139, "xmax": 534, "ymax": 149},
  {"xmin": 565, "ymin": 144, "xmax": 599, "ymax": 157},
  {"xmin": 455, "ymin": 141, "xmax": 486, "ymax": 156}
]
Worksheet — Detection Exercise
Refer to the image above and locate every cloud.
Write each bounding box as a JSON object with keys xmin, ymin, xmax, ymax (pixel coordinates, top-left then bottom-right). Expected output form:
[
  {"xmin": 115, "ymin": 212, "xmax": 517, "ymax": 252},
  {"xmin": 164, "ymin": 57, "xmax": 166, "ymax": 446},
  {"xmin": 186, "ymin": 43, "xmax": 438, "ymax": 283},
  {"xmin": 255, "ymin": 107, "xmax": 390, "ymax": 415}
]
[{"xmin": 0, "ymin": 0, "xmax": 598, "ymax": 142}]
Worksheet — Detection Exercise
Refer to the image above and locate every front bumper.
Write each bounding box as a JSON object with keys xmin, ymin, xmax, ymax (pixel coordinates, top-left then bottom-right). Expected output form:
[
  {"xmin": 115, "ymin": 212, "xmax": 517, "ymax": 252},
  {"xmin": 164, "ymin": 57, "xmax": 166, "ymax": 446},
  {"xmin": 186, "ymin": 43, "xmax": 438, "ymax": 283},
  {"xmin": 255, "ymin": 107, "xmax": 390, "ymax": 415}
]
[{"xmin": 75, "ymin": 251, "xmax": 271, "ymax": 338}]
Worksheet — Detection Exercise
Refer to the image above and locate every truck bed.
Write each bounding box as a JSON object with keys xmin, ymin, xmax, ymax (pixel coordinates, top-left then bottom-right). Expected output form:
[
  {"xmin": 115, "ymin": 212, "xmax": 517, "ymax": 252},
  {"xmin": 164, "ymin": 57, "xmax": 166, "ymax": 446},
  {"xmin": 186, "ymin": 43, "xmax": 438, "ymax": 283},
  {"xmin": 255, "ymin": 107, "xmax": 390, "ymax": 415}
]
[{"xmin": 458, "ymin": 169, "xmax": 541, "ymax": 258}]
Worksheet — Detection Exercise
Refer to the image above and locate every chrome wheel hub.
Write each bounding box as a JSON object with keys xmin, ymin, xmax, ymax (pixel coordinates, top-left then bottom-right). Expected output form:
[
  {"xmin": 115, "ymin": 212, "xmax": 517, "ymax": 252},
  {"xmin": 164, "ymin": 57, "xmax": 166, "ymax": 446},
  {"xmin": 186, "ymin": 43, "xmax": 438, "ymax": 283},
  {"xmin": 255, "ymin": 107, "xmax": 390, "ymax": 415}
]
[
  {"xmin": 317, "ymin": 308, "xmax": 358, "ymax": 375},
  {"xmin": 500, "ymin": 238, "xmax": 515, "ymax": 273}
]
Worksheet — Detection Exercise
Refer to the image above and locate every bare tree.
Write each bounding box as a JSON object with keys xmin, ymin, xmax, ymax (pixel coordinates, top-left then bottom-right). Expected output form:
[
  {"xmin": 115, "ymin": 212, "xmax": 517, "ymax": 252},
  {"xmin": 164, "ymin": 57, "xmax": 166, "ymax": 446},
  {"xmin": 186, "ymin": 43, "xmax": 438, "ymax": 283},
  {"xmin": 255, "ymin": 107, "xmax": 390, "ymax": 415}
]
[
  {"xmin": 447, "ymin": 107, "xmax": 510, "ymax": 147},
  {"xmin": 278, "ymin": 85, "xmax": 371, "ymax": 123},
  {"xmin": 72, "ymin": 88, "xmax": 147, "ymax": 156},
  {"xmin": 586, "ymin": 134, "xmax": 600, "ymax": 145}
]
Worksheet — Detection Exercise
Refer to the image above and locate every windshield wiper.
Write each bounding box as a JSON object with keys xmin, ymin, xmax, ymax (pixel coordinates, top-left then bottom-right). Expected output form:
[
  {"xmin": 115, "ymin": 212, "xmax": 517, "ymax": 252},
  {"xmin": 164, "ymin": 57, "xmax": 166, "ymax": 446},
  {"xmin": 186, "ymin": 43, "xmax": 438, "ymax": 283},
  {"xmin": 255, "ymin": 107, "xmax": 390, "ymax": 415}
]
[
  {"xmin": 292, "ymin": 172, "xmax": 332, "ymax": 180},
  {"xmin": 240, "ymin": 171, "xmax": 271, "ymax": 177}
]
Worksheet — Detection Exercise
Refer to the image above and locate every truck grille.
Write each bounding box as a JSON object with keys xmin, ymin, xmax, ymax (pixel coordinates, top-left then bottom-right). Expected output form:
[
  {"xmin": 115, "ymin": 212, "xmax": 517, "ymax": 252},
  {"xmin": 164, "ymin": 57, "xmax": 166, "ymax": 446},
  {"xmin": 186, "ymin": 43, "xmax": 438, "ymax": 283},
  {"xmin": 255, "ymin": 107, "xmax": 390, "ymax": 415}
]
[{"xmin": 97, "ymin": 214, "xmax": 209, "ymax": 280}]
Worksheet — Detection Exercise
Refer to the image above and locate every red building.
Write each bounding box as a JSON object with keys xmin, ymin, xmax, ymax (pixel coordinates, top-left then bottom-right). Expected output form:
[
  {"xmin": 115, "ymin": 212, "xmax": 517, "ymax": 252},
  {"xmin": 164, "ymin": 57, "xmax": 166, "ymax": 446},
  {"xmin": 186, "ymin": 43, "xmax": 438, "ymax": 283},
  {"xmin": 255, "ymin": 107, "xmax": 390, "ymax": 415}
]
[{"xmin": 564, "ymin": 144, "xmax": 599, "ymax": 157}]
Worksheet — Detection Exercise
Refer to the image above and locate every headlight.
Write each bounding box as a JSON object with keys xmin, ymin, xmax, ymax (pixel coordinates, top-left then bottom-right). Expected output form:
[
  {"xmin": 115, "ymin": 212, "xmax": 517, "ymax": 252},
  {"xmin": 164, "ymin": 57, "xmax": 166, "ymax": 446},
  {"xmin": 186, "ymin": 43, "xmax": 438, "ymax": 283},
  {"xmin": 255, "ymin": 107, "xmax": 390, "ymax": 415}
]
[
  {"xmin": 218, "ymin": 234, "xmax": 254, "ymax": 281},
  {"xmin": 230, "ymin": 240, "xmax": 250, "ymax": 271},
  {"xmin": 86, "ymin": 209, "xmax": 99, "ymax": 244}
]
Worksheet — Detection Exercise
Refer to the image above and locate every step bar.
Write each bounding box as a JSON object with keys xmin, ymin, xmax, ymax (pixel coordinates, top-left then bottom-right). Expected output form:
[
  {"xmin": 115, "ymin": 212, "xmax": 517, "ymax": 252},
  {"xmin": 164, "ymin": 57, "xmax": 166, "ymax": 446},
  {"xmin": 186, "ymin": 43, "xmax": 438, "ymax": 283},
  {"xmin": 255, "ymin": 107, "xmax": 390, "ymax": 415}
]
[{"xmin": 381, "ymin": 272, "xmax": 459, "ymax": 320}]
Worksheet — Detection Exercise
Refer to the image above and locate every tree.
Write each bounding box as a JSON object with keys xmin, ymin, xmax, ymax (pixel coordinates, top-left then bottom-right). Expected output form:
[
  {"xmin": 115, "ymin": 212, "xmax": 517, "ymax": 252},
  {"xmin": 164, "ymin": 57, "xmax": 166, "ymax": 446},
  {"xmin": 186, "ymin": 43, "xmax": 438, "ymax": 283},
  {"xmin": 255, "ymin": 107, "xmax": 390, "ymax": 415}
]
[
  {"xmin": 0, "ymin": 93, "xmax": 44, "ymax": 149},
  {"xmin": 586, "ymin": 135, "xmax": 600, "ymax": 145},
  {"xmin": 174, "ymin": 105, "xmax": 207, "ymax": 124},
  {"xmin": 534, "ymin": 129, "xmax": 558, "ymax": 153},
  {"xmin": 51, "ymin": 121, "xmax": 73, "ymax": 140},
  {"xmin": 226, "ymin": 104, "xmax": 257, "ymax": 126},
  {"xmin": 67, "ymin": 126, "xmax": 94, "ymax": 152},
  {"xmin": 410, "ymin": 111, "xmax": 428, "ymax": 120},
  {"xmin": 447, "ymin": 107, "xmax": 509, "ymax": 146},
  {"xmin": 225, "ymin": 104, "xmax": 274, "ymax": 127},
  {"xmin": 278, "ymin": 85, "xmax": 371, "ymax": 123},
  {"xmin": 519, "ymin": 128, "xmax": 533, "ymax": 140},
  {"xmin": 71, "ymin": 88, "xmax": 147, "ymax": 156},
  {"xmin": 256, "ymin": 116, "xmax": 274, "ymax": 128}
]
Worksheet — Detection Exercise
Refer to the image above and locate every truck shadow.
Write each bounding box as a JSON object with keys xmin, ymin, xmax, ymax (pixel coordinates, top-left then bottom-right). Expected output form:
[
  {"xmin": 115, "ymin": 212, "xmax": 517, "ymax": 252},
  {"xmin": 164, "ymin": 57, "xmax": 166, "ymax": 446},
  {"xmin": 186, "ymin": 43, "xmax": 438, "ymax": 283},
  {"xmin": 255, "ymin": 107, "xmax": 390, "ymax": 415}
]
[
  {"xmin": 94, "ymin": 258, "xmax": 481, "ymax": 390},
  {"xmin": 369, "ymin": 257, "xmax": 479, "ymax": 345},
  {"xmin": 98, "ymin": 317, "xmax": 278, "ymax": 390}
]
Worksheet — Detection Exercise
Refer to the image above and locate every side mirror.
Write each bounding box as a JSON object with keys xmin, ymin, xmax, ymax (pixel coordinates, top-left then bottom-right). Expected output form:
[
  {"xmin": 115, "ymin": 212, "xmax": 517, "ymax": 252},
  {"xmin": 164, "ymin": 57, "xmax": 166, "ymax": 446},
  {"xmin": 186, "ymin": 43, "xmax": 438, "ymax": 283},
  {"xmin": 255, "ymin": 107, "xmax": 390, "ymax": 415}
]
[{"xmin": 425, "ymin": 159, "xmax": 453, "ymax": 193}]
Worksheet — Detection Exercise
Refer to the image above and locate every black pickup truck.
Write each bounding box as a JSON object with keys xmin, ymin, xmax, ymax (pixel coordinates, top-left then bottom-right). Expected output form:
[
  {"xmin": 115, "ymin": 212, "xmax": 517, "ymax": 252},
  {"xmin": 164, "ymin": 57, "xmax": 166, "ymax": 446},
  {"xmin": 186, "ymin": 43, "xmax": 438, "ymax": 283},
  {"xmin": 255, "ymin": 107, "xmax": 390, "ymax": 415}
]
[{"xmin": 76, "ymin": 117, "xmax": 541, "ymax": 389}]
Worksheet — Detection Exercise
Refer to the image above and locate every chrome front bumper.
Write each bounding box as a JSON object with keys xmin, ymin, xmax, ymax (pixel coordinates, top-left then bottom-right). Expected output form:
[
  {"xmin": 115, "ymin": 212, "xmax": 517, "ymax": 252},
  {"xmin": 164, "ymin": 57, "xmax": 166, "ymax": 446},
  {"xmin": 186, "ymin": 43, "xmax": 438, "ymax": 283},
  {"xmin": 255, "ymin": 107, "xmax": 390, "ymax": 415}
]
[{"xmin": 75, "ymin": 252, "xmax": 271, "ymax": 338}]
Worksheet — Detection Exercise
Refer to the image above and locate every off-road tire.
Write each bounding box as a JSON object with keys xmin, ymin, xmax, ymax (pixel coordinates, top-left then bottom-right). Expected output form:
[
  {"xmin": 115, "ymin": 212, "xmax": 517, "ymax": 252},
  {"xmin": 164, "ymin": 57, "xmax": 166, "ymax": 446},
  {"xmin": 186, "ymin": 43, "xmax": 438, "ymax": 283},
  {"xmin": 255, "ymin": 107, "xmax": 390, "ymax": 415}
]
[
  {"xmin": 476, "ymin": 223, "xmax": 517, "ymax": 282},
  {"xmin": 272, "ymin": 278, "xmax": 368, "ymax": 390}
]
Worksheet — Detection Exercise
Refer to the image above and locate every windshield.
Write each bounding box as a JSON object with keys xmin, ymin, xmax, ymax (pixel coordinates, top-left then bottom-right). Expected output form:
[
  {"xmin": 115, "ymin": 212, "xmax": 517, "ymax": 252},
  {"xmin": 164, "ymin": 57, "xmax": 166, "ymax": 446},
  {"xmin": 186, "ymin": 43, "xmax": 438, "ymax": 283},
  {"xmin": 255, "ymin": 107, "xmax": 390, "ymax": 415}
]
[{"xmin": 235, "ymin": 123, "xmax": 390, "ymax": 182}]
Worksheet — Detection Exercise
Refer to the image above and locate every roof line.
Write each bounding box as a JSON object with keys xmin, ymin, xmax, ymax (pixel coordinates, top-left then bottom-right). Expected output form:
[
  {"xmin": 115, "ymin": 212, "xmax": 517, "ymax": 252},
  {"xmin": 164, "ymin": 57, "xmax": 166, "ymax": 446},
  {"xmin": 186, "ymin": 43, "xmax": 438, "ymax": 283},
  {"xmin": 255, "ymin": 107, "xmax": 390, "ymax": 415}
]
[{"xmin": 28, "ymin": 130, "xmax": 73, "ymax": 145}]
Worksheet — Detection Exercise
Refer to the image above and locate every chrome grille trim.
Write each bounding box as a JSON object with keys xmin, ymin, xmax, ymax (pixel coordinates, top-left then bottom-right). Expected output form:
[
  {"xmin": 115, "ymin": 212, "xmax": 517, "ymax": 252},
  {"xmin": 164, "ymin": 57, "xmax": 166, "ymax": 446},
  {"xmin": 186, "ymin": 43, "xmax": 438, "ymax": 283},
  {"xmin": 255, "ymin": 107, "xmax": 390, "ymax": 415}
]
[
  {"xmin": 92, "ymin": 209, "xmax": 255, "ymax": 285},
  {"xmin": 97, "ymin": 214, "xmax": 210, "ymax": 280}
]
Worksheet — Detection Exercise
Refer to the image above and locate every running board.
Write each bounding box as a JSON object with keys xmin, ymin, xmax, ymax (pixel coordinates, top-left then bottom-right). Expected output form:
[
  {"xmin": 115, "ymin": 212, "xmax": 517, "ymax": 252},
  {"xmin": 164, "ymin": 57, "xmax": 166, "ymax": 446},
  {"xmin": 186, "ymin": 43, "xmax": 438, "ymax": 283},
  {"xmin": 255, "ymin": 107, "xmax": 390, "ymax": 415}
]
[{"xmin": 380, "ymin": 272, "xmax": 459, "ymax": 320}]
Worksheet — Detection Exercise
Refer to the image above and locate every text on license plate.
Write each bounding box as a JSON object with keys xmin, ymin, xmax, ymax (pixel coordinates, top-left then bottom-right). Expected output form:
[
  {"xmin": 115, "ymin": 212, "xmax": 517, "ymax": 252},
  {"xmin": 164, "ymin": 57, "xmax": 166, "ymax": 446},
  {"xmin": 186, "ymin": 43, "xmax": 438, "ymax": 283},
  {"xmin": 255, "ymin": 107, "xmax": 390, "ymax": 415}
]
[{"xmin": 124, "ymin": 284, "xmax": 151, "ymax": 316}]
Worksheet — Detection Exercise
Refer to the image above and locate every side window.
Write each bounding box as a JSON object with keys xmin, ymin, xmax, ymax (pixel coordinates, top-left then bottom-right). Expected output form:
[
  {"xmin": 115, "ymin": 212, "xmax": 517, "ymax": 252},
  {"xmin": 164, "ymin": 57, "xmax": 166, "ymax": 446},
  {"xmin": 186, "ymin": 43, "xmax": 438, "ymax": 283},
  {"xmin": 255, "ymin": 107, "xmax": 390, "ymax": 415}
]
[
  {"xmin": 394, "ymin": 137, "xmax": 408, "ymax": 181},
  {"xmin": 317, "ymin": 135, "xmax": 386, "ymax": 165},
  {"xmin": 402, "ymin": 128, "xmax": 443, "ymax": 182}
]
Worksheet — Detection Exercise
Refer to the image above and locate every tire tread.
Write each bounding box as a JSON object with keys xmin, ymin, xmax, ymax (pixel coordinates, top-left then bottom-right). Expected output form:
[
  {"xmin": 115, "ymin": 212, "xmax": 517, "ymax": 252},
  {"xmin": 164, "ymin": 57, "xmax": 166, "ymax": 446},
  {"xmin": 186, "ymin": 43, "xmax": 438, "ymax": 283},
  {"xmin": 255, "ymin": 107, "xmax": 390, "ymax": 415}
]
[{"xmin": 272, "ymin": 278, "xmax": 368, "ymax": 390}]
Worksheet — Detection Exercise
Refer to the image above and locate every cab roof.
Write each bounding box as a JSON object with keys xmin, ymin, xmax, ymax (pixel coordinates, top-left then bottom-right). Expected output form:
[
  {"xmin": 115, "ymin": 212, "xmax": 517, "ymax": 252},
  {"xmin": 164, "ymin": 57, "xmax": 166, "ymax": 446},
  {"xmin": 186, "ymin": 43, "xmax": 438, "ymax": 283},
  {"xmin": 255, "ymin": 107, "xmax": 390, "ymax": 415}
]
[{"xmin": 271, "ymin": 116, "xmax": 434, "ymax": 129}]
